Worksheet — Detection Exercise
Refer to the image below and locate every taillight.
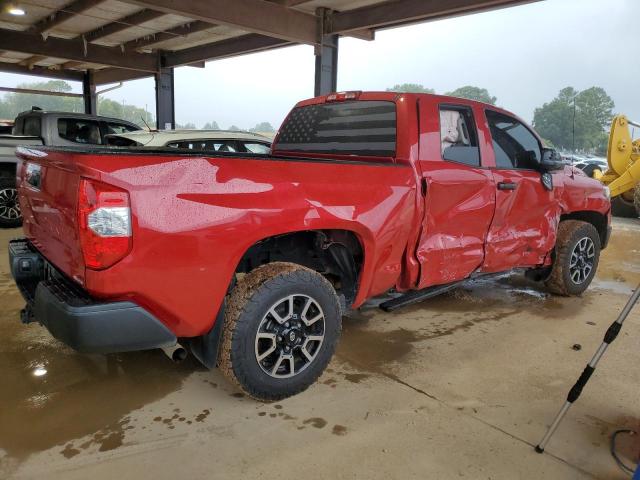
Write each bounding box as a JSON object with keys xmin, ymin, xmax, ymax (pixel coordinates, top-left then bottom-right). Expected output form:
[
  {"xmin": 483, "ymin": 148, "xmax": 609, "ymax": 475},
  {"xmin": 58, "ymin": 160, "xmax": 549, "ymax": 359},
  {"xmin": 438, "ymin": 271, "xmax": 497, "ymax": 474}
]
[{"xmin": 77, "ymin": 178, "xmax": 132, "ymax": 270}]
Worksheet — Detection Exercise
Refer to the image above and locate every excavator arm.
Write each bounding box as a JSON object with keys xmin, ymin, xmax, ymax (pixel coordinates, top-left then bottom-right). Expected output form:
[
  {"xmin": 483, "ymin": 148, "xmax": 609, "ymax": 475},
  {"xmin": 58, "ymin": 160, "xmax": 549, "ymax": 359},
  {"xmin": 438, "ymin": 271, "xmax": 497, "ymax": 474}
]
[{"xmin": 602, "ymin": 115, "xmax": 640, "ymax": 197}]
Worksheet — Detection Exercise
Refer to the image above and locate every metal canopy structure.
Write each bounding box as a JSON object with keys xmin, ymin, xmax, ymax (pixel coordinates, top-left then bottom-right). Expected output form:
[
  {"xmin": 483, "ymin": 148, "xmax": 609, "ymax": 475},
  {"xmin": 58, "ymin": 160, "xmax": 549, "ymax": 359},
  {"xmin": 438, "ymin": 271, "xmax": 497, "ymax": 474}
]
[{"xmin": 0, "ymin": 0, "xmax": 540, "ymax": 128}]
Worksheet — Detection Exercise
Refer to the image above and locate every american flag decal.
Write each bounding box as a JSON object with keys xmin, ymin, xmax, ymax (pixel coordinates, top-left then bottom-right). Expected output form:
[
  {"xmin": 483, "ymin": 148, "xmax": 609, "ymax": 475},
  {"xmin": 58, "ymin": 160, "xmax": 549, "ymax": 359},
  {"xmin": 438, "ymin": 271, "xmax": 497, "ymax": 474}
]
[{"xmin": 277, "ymin": 101, "xmax": 396, "ymax": 156}]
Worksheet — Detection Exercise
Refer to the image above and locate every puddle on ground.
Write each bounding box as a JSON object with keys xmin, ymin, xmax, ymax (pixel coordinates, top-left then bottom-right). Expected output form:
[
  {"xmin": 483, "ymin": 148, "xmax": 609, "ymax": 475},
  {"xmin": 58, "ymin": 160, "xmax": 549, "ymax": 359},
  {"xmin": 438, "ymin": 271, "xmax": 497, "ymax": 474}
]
[{"xmin": 0, "ymin": 299, "xmax": 197, "ymax": 461}]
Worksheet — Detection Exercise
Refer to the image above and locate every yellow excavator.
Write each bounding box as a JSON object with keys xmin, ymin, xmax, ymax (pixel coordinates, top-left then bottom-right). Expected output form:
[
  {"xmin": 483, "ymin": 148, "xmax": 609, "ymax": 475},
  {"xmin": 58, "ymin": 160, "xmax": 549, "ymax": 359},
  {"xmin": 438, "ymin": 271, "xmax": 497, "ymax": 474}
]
[{"xmin": 592, "ymin": 115, "xmax": 640, "ymax": 217}]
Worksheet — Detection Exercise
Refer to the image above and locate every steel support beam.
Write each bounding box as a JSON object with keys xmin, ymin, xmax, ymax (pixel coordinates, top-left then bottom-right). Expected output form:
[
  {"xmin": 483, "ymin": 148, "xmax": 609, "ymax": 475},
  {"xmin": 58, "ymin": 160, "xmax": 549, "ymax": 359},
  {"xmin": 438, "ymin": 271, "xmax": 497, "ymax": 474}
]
[
  {"xmin": 314, "ymin": 9, "xmax": 337, "ymax": 97},
  {"xmin": 314, "ymin": 34, "xmax": 338, "ymax": 96},
  {"xmin": 121, "ymin": 0, "xmax": 318, "ymax": 44},
  {"xmin": 0, "ymin": 28, "xmax": 159, "ymax": 72},
  {"xmin": 328, "ymin": 0, "xmax": 540, "ymax": 34},
  {"xmin": 155, "ymin": 67, "xmax": 175, "ymax": 130},
  {"xmin": 30, "ymin": 0, "xmax": 107, "ymax": 34},
  {"xmin": 0, "ymin": 62, "xmax": 85, "ymax": 81},
  {"xmin": 164, "ymin": 34, "xmax": 289, "ymax": 67},
  {"xmin": 83, "ymin": 71, "xmax": 97, "ymax": 115}
]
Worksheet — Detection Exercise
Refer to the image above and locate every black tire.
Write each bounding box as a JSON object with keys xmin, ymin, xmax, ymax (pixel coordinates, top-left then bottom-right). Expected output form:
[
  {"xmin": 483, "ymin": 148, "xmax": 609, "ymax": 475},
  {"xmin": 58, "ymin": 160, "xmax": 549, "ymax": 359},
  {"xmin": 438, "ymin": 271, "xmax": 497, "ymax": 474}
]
[
  {"xmin": 0, "ymin": 173, "xmax": 22, "ymax": 228},
  {"xmin": 545, "ymin": 220, "xmax": 600, "ymax": 296},
  {"xmin": 581, "ymin": 164, "xmax": 602, "ymax": 178},
  {"xmin": 218, "ymin": 262, "xmax": 341, "ymax": 401},
  {"xmin": 611, "ymin": 195, "xmax": 638, "ymax": 218}
]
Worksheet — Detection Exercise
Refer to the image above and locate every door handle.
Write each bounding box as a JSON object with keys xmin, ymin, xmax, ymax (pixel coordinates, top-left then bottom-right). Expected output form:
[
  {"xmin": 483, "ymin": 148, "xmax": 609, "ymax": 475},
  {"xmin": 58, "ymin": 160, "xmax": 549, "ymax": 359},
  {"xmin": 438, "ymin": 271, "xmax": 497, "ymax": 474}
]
[{"xmin": 497, "ymin": 181, "xmax": 517, "ymax": 191}]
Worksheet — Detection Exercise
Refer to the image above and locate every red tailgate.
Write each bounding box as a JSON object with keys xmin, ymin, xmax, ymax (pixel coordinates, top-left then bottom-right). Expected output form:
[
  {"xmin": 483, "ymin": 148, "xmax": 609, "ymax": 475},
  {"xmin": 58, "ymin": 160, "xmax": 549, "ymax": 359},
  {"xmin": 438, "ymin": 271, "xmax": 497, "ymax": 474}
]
[{"xmin": 16, "ymin": 147, "xmax": 86, "ymax": 285}]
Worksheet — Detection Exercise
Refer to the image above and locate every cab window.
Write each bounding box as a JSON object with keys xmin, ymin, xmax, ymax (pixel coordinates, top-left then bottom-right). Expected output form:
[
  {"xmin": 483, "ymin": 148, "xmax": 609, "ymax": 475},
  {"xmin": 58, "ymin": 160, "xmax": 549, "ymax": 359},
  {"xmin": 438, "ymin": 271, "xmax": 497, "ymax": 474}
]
[
  {"xmin": 439, "ymin": 106, "xmax": 480, "ymax": 167},
  {"xmin": 104, "ymin": 122, "xmax": 139, "ymax": 136},
  {"xmin": 243, "ymin": 142, "xmax": 270, "ymax": 154},
  {"xmin": 486, "ymin": 110, "xmax": 541, "ymax": 170},
  {"xmin": 58, "ymin": 118, "xmax": 102, "ymax": 144},
  {"xmin": 23, "ymin": 116, "xmax": 41, "ymax": 137}
]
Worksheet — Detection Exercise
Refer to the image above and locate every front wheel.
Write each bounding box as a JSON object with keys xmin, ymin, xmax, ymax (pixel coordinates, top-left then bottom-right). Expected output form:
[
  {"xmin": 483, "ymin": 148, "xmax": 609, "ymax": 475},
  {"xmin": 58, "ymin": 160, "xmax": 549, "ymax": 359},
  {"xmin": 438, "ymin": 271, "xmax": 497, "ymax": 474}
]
[
  {"xmin": 545, "ymin": 220, "xmax": 601, "ymax": 296},
  {"xmin": 218, "ymin": 262, "xmax": 341, "ymax": 401}
]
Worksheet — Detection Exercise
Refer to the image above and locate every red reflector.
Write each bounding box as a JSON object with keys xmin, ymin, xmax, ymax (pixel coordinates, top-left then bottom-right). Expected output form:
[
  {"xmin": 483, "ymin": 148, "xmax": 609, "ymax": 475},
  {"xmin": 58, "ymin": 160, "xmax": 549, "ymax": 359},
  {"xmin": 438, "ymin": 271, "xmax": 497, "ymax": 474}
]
[
  {"xmin": 326, "ymin": 91, "xmax": 361, "ymax": 102},
  {"xmin": 78, "ymin": 178, "xmax": 132, "ymax": 270}
]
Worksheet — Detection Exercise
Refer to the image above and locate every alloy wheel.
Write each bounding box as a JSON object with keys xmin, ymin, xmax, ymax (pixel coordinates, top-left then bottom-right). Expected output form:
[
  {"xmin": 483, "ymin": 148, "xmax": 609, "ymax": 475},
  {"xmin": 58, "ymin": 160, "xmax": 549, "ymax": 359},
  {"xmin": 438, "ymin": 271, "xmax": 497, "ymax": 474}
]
[{"xmin": 254, "ymin": 294, "xmax": 325, "ymax": 379}]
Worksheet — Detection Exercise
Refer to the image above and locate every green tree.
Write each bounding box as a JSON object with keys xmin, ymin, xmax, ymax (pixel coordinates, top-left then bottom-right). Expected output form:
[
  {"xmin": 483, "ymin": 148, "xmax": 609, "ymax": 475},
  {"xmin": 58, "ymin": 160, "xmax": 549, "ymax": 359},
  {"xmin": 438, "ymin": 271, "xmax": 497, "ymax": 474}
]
[
  {"xmin": 0, "ymin": 80, "xmax": 82, "ymax": 119},
  {"xmin": 228, "ymin": 125, "xmax": 241, "ymax": 131},
  {"xmin": 250, "ymin": 122, "xmax": 275, "ymax": 133},
  {"xmin": 445, "ymin": 86, "xmax": 497, "ymax": 105},
  {"xmin": 0, "ymin": 80, "xmax": 155, "ymax": 128},
  {"xmin": 533, "ymin": 86, "xmax": 614, "ymax": 151},
  {"xmin": 176, "ymin": 122, "xmax": 196, "ymax": 129},
  {"xmin": 386, "ymin": 83, "xmax": 435, "ymax": 94},
  {"xmin": 202, "ymin": 121, "xmax": 220, "ymax": 129}
]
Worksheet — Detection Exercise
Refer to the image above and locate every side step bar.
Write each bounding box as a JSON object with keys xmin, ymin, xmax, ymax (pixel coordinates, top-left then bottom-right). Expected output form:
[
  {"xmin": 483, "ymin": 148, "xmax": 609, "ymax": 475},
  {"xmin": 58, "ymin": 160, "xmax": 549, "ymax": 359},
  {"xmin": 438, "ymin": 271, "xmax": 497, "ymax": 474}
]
[{"xmin": 379, "ymin": 282, "xmax": 462, "ymax": 312}]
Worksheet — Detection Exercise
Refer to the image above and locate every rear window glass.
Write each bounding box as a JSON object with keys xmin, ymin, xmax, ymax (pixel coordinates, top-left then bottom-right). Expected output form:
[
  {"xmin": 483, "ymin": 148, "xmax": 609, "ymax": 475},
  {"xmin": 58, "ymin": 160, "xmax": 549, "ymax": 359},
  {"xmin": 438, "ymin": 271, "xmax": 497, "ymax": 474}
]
[
  {"xmin": 105, "ymin": 122, "xmax": 139, "ymax": 135},
  {"xmin": 58, "ymin": 118, "xmax": 102, "ymax": 144},
  {"xmin": 276, "ymin": 100, "xmax": 396, "ymax": 156},
  {"xmin": 23, "ymin": 116, "xmax": 41, "ymax": 137},
  {"xmin": 166, "ymin": 140, "xmax": 237, "ymax": 152}
]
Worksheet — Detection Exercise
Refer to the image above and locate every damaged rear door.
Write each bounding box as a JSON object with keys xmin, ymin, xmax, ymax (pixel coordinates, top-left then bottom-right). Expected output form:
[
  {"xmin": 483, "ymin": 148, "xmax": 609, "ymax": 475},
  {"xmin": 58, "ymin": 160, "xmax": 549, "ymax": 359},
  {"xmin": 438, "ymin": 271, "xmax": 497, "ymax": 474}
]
[{"xmin": 481, "ymin": 109, "xmax": 560, "ymax": 272}]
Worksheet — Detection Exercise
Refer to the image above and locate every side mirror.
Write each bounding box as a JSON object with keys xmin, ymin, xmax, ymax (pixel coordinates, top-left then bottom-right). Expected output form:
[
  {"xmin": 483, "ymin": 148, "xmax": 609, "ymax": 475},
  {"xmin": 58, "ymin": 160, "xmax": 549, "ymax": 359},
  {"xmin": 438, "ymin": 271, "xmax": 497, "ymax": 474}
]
[{"xmin": 540, "ymin": 148, "xmax": 564, "ymax": 171}]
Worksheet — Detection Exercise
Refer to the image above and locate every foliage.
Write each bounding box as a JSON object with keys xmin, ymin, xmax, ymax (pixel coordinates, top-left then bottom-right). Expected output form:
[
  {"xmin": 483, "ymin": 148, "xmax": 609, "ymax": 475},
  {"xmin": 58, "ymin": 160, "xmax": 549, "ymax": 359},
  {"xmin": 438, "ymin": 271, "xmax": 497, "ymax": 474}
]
[
  {"xmin": 386, "ymin": 83, "xmax": 435, "ymax": 94},
  {"xmin": 533, "ymin": 86, "xmax": 614, "ymax": 151},
  {"xmin": 250, "ymin": 122, "xmax": 275, "ymax": 133},
  {"xmin": 228, "ymin": 125, "xmax": 241, "ymax": 131},
  {"xmin": 0, "ymin": 80, "xmax": 154, "ymax": 128},
  {"xmin": 202, "ymin": 121, "xmax": 220, "ymax": 130},
  {"xmin": 445, "ymin": 86, "xmax": 497, "ymax": 105},
  {"xmin": 176, "ymin": 122, "xmax": 196, "ymax": 129}
]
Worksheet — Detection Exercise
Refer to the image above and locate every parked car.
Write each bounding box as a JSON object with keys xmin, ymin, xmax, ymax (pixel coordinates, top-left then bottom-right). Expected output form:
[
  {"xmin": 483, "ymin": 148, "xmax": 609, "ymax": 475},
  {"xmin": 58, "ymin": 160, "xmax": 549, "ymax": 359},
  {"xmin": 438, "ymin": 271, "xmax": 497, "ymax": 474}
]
[
  {"xmin": 105, "ymin": 129, "xmax": 272, "ymax": 154},
  {"xmin": 0, "ymin": 120, "xmax": 13, "ymax": 135},
  {"xmin": 575, "ymin": 157, "xmax": 608, "ymax": 178},
  {"xmin": 9, "ymin": 92, "xmax": 611, "ymax": 401},
  {"xmin": 0, "ymin": 108, "xmax": 141, "ymax": 227}
]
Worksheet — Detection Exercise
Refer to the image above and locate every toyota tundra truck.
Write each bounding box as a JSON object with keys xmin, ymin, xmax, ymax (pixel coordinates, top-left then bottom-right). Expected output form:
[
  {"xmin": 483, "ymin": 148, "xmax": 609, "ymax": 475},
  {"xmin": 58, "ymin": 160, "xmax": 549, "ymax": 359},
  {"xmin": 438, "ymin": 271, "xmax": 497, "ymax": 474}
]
[{"xmin": 9, "ymin": 92, "xmax": 611, "ymax": 400}]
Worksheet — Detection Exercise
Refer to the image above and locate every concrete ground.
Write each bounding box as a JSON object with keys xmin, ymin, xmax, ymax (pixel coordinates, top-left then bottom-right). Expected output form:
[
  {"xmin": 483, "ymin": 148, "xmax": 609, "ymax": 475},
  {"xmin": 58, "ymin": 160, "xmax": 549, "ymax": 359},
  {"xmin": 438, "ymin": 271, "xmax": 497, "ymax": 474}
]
[{"xmin": 1, "ymin": 219, "xmax": 639, "ymax": 480}]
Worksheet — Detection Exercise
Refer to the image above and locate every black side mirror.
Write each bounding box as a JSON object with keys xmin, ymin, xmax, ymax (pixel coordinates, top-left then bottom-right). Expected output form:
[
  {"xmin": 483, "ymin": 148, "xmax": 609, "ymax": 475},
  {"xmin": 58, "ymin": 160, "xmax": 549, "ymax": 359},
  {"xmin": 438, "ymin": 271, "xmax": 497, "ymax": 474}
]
[{"xmin": 540, "ymin": 148, "xmax": 564, "ymax": 172}]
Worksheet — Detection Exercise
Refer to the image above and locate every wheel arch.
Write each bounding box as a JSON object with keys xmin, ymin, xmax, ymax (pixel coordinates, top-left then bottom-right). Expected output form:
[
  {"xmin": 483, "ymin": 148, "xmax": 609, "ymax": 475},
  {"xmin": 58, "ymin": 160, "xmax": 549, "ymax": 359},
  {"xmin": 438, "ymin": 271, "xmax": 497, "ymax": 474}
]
[
  {"xmin": 559, "ymin": 210, "xmax": 609, "ymax": 248},
  {"xmin": 235, "ymin": 229, "xmax": 365, "ymax": 310}
]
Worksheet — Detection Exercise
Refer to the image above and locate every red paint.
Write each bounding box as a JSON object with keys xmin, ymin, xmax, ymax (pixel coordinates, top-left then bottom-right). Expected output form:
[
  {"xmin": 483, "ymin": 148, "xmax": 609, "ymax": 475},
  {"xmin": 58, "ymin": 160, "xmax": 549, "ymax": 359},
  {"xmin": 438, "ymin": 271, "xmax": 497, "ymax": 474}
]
[{"xmin": 16, "ymin": 93, "xmax": 611, "ymax": 339}]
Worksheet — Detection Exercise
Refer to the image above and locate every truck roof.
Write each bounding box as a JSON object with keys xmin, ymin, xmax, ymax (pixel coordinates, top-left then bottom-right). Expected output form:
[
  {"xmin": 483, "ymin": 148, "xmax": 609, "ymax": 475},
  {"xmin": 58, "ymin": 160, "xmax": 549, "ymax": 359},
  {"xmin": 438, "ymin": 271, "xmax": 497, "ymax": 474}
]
[{"xmin": 15, "ymin": 109, "xmax": 141, "ymax": 126}]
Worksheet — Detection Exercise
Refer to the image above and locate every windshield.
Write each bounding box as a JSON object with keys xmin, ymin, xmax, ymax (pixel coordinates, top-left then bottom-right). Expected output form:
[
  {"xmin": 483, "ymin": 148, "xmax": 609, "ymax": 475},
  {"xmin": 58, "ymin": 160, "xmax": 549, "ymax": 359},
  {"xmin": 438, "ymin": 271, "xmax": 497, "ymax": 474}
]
[{"xmin": 275, "ymin": 100, "xmax": 396, "ymax": 157}]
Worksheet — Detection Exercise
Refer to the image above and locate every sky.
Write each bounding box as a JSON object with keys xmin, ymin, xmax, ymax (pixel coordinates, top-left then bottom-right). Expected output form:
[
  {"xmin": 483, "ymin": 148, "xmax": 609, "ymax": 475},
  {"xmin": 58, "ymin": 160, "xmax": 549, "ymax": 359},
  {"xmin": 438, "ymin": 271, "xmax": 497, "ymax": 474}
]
[{"xmin": 0, "ymin": 0, "xmax": 638, "ymax": 130}]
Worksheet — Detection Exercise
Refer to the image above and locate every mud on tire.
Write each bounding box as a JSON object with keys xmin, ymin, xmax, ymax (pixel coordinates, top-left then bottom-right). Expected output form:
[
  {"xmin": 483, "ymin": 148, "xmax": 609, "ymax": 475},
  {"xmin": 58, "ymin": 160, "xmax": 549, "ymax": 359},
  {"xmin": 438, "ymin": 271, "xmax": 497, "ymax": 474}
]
[
  {"xmin": 545, "ymin": 220, "xmax": 601, "ymax": 296},
  {"xmin": 218, "ymin": 262, "xmax": 341, "ymax": 401}
]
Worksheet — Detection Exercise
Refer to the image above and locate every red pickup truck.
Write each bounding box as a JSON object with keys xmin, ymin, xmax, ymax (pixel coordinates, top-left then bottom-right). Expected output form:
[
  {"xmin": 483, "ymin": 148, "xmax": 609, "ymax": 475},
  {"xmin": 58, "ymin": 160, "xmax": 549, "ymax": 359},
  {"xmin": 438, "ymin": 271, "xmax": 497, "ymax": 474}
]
[{"xmin": 9, "ymin": 92, "xmax": 611, "ymax": 400}]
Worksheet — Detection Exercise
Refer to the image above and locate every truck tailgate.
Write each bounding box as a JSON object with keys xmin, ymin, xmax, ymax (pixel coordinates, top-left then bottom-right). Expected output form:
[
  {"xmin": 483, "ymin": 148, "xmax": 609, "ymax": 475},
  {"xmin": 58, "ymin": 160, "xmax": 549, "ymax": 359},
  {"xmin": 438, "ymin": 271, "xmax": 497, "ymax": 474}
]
[{"xmin": 16, "ymin": 147, "xmax": 85, "ymax": 284}]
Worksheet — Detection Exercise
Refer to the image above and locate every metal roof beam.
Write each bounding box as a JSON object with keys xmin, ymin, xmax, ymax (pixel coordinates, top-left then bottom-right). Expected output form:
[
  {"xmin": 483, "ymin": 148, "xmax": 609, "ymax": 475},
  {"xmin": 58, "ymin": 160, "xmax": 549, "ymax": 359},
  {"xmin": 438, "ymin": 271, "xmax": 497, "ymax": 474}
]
[
  {"xmin": 30, "ymin": 0, "xmax": 107, "ymax": 34},
  {"xmin": 0, "ymin": 62, "xmax": 85, "ymax": 81},
  {"xmin": 163, "ymin": 33, "xmax": 289, "ymax": 68},
  {"xmin": 120, "ymin": 0, "xmax": 318, "ymax": 44},
  {"xmin": 82, "ymin": 9, "xmax": 166, "ymax": 42},
  {"xmin": 123, "ymin": 20, "xmax": 213, "ymax": 51},
  {"xmin": 93, "ymin": 68, "xmax": 154, "ymax": 85},
  {"xmin": 0, "ymin": 28, "xmax": 159, "ymax": 71},
  {"xmin": 328, "ymin": 0, "xmax": 540, "ymax": 34}
]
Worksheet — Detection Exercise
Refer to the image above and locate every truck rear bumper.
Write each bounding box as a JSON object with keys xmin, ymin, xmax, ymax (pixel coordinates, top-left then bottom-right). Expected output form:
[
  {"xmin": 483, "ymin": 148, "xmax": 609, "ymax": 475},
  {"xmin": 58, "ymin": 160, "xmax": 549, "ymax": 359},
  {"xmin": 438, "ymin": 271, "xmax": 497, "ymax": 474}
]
[{"xmin": 9, "ymin": 239, "xmax": 176, "ymax": 354}]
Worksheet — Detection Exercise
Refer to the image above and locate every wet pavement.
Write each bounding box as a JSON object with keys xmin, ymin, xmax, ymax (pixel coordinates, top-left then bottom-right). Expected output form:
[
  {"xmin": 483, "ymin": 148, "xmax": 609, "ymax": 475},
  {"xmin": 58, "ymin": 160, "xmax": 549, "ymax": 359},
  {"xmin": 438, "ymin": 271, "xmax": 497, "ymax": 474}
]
[{"xmin": 0, "ymin": 219, "xmax": 639, "ymax": 479}]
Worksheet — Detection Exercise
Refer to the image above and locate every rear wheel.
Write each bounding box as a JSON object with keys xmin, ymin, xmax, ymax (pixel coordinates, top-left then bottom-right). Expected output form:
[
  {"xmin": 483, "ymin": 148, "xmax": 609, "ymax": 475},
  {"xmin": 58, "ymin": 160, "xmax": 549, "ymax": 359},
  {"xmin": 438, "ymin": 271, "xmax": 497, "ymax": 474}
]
[
  {"xmin": 218, "ymin": 262, "xmax": 341, "ymax": 401},
  {"xmin": 546, "ymin": 220, "xmax": 600, "ymax": 296},
  {"xmin": 0, "ymin": 174, "xmax": 21, "ymax": 228}
]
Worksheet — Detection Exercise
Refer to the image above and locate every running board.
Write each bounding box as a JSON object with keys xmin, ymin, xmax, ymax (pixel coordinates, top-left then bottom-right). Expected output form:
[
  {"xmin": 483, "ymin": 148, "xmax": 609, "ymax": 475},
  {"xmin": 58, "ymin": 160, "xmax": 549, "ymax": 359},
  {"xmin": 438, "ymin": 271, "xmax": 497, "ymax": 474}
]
[{"xmin": 379, "ymin": 282, "xmax": 462, "ymax": 312}]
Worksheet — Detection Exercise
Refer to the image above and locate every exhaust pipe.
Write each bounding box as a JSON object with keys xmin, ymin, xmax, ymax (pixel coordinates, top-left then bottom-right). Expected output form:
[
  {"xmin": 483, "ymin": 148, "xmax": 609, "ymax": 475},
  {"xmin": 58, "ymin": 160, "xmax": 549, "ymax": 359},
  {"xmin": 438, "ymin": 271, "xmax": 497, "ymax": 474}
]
[{"xmin": 161, "ymin": 343, "xmax": 187, "ymax": 362}]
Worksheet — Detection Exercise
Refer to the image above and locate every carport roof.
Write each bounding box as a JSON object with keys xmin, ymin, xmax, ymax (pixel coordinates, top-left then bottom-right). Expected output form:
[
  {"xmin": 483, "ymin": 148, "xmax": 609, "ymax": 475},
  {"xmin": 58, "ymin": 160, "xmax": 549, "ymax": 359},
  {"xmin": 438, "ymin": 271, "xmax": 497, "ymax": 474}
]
[{"xmin": 0, "ymin": 0, "xmax": 540, "ymax": 85}]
